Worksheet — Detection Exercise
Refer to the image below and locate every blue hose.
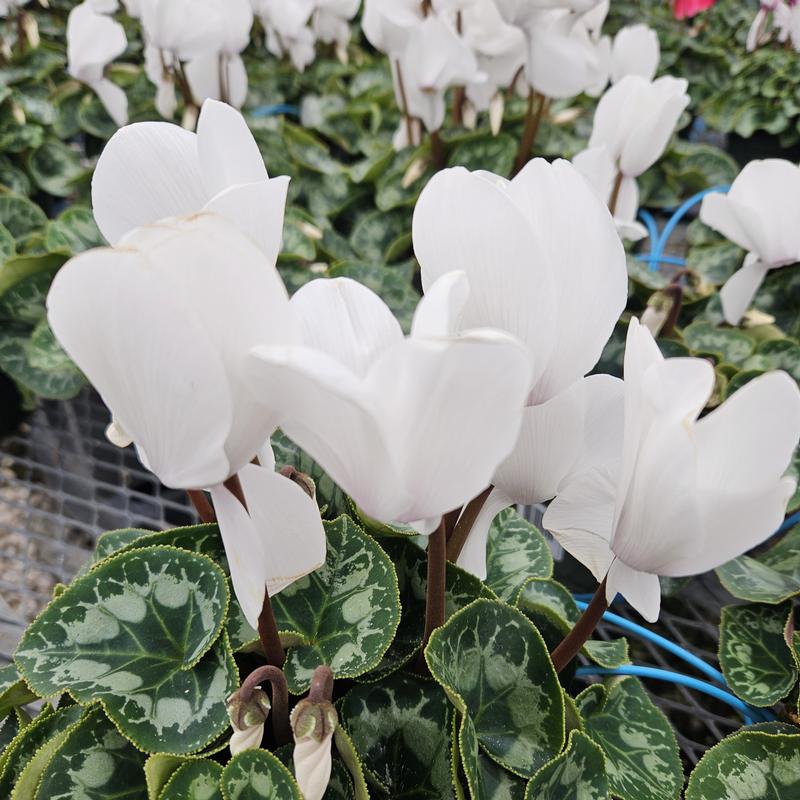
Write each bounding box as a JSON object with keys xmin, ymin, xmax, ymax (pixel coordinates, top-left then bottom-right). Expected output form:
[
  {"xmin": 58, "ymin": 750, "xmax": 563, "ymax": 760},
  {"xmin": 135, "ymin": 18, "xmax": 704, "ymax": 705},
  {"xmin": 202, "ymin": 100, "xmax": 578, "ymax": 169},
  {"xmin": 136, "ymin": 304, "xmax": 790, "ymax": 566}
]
[
  {"xmin": 250, "ymin": 103, "xmax": 300, "ymax": 118},
  {"xmin": 574, "ymin": 665, "xmax": 771, "ymax": 725}
]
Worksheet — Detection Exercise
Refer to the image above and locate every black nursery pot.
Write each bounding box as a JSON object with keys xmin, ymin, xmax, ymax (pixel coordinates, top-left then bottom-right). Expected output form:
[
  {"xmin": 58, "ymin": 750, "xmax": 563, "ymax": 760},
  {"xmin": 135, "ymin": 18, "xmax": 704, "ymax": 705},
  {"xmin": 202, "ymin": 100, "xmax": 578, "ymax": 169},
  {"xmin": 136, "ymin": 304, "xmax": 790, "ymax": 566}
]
[{"xmin": 726, "ymin": 131, "xmax": 800, "ymax": 166}]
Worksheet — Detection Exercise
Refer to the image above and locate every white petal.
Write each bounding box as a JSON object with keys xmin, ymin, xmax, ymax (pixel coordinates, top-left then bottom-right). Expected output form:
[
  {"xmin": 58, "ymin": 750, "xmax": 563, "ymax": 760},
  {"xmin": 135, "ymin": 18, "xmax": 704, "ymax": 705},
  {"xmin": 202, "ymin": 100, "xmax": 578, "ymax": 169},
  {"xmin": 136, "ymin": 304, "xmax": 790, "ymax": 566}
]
[
  {"xmin": 456, "ymin": 486, "xmax": 514, "ymax": 580},
  {"xmin": 290, "ymin": 278, "xmax": 404, "ymax": 377},
  {"xmin": 575, "ymin": 373, "xmax": 625, "ymax": 474},
  {"xmin": 611, "ymin": 25, "xmax": 659, "ymax": 83},
  {"xmin": 698, "ymin": 192, "xmax": 759, "ymax": 254},
  {"xmin": 238, "ymin": 464, "xmax": 327, "ymax": 595},
  {"xmin": 294, "ymin": 732, "xmax": 334, "ymax": 800},
  {"xmin": 411, "ymin": 270, "xmax": 470, "ymax": 339},
  {"xmin": 247, "ymin": 345, "xmax": 412, "ymax": 523},
  {"xmin": 368, "ymin": 331, "xmax": 532, "ymax": 522},
  {"xmin": 605, "ymin": 558, "xmax": 661, "ymax": 622},
  {"xmin": 696, "ymin": 370, "xmax": 800, "ymax": 492},
  {"xmin": 197, "ymin": 99, "xmax": 269, "ymax": 198},
  {"xmin": 226, "ymin": 54, "xmax": 249, "ymax": 109},
  {"xmin": 719, "ymin": 253, "xmax": 769, "ymax": 325},
  {"xmin": 203, "ymin": 177, "xmax": 290, "ymax": 264},
  {"xmin": 210, "ymin": 481, "xmax": 268, "ymax": 629},
  {"xmin": 413, "ymin": 167, "xmax": 557, "ymax": 391},
  {"xmin": 230, "ymin": 724, "xmax": 264, "ymax": 755},
  {"xmin": 508, "ymin": 159, "xmax": 627, "ymax": 399},
  {"xmin": 47, "ymin": 248, "xmax": 233, "ymax": 489},
  {"xmin": 91, "ymin": 78, "xmax": 128, "ymax": 128},
  {"xmin": 543, "ymin": 465, "xmax": 617, "ymax": 580},
  {"xmin": 494, "ymin": 381, "xmax": 586, "ymax": 506},
  {"xmin": 91, "ymin": 122, "xmax": 206, "ymax": 244}
]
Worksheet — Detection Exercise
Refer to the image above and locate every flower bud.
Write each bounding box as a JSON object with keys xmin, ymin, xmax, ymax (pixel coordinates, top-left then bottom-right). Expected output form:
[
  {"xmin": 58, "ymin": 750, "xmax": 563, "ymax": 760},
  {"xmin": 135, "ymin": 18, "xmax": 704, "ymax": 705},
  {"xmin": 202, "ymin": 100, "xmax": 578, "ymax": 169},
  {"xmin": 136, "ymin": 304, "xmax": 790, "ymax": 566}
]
[
  {"xmin": 291, "ymin": 699, "xmax": 337, "ymax": 800},
  {"xmin": 227, "ymin": 687, "xmax": 271, "ymax": 755},
  {"xmin": 279, "ymin": 466, "xmax": 316, "ymax": 500}
]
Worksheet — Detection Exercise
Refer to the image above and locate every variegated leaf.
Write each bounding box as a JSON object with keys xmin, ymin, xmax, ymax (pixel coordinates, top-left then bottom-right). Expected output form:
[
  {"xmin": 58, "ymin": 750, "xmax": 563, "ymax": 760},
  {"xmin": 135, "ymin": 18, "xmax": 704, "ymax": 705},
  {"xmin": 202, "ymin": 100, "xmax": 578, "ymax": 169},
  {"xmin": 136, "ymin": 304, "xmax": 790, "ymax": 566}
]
[
  {"xmin": 517, "ymin": 578, "xmax": 629, "ymax": 669},
  {"xmin": 582, "ymin": 678, "xmax": 682, "ymax": 800},
  {"xmin": 459, "ymin": 713, "xmax": 526, "ymax": 800},
  {"xmin": 716, "ymin": 524, "xmax": 800, "ymax": 604},
  {"xmin": 32, "ymin": 705, "xmax": 146, "ymax": 799},
  {"xmin": 15, "ymin": 546, "xmax": 236, "ymax": 753},
  {"xmin": 365, "ymin": 538, "xmax": 493, "ymax": 679},
  {"xmin": 340, "ymin": 671, "xmax": 454, "ymax": 798},
  {"xmin": 485, "ymin": 509, "xmax": 552, "ymax": 602},
  {"xmin": 0, "ymin": 663, "xmax": 36, "ymax": 717},
  {"xmin": 159, "ymin": 759, "xmax": 223, "ymax": 800},
  {"xmin": 221, "ymin": 749, "xmax": 302, "ymax": 799},
  {"xmin": 686, "ymin": 731, "xmax": 800, "ymax": 799},
  {"xmin": 425, "ymin": 599, "xmax": 565, "ymax": 778},
  {"xmin": 272, "ymin": 515, "xmax": 401, "ymax": 693},
  {"xmin": 719, "ymin": 602, "xmax": 798, "ymax": 706},
  {"xmin": 524, "ymin": 730, "xmax": 608, "ymax": 800},
  {"xmin": 0, "ymin": 704, "xmax": 83, "ymax": 796}
]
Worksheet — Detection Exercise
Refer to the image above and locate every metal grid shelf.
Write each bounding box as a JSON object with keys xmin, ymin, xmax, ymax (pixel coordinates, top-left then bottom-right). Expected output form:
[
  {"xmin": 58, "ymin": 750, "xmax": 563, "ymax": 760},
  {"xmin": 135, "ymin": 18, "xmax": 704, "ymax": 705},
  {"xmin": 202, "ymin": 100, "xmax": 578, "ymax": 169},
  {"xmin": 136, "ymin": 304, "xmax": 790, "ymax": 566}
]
[{"xmin": 0, "ymin": 390, "xmax": 742, "ymax": 768}]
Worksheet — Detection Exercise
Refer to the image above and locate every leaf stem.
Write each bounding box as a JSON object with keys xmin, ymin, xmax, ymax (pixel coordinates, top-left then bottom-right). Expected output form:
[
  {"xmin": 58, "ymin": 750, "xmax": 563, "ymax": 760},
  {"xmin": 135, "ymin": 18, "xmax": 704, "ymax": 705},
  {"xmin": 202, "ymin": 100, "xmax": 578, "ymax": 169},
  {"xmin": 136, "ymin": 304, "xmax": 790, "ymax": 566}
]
[
  {"xmin": 550, "ymin": 577, "xmax": 609, "ymax": 673},
  {"xmin": 239, "ymin": 665, "xmax": 291, "ymax": 746},
  {"xmin": 446, "ymin": 486, "xmax": 492, "ymax": 564}
]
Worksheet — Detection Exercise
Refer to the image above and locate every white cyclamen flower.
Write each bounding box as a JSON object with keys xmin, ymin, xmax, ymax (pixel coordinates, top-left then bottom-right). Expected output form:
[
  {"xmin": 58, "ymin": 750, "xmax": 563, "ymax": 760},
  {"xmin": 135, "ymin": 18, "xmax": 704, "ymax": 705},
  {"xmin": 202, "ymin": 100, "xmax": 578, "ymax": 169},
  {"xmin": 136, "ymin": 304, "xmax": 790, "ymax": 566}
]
[
  {"xmin": 254, "ymin": 0, "xmax": 317, "ymax": 71},
  {"xmin": 544, "ymin": 318, "xmax": 800, "ymax": 622},
  {"xmin": 67, "ymin": 1, "xmax": 129, "ymax": 127},
  {"xmin": 138, "ymin": 0, "xmax": 226, "ymax": 61},
  {"xmin": 247, "ymin": 273, "xmax": 532, "ymax": 534},
  {"xmin": 361, "ymin": 0, "xmax": 425, "ymax": 56},
  {"xmin": 413, "ymin": 160, "xmax": 627, "ymax": 575},
  {"xmin": 700, "ymin": 159, "xmax": 800, "ymax": 324},
  {"xmin": 47, "ymin": 214, "xmax": 325, "ymax": 628},
  {"xmin": 609, "ymin": 24, "xmax": 659, "ymax": 83},
  {"xmin": 91, "ymin": 99, "xmax": 288, "ymax": 263},
  {"xmin": 291, "ymin": 699, "xmax": 337, "ymax": 800}
]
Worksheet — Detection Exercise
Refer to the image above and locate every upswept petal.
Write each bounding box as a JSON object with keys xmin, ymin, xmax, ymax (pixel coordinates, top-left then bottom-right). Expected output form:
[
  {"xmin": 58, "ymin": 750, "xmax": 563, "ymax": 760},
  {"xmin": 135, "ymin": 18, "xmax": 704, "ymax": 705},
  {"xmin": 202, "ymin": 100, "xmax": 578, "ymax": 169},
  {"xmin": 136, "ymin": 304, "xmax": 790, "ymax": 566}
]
[
  {"xmin": 509, "ymin": 159, "xmax": 627, "ymax": 399},
  {"xmin": 196, "ymin": 100, "xmax": 269, "ymax": 198},
  {"xmin": 660, "ymin": 476, "xmax": 797, "ymax": 577},
  {"xmin": 247, "ymin": 345, "xmax": 412, "ymax": 523},
  {"xmin": 574, "ymin": 373, "xmax": 625, "ymax": 474},
  {"xmin": 412, "ymin": 270, "xmax": 470, "ymax": 339},
  {"xmin": 695, "ymin": 370, "xmax": 800, "ymax": 492},
  {"xmin": 542, "ymin": 465, "xmax": 617, "ymax": 582},
  {"xmin": 588, "ymin": 76, "xmax": 641, "ymax": 162},
  {"xmin": 203, "ymin": 176, "xmax": 290, "ymax": 265},
  {"xmin": 605, "ymin": 559, "xmax": 661, "ymax": 622},
  {"xmin": 699, "ymin": 191, "xmax": 760, "ymax": 253},
  {"xmin": 493, "ymin": 380, "xmax": 586, "ymax": 506},
  {"xmin": 456, "ymin": 486, "xmax": 514, "ymax": 580},
  {"xmin": 238, "ymin": 464, "xmax": 327, "ymax": 595},
  {"xmin": 367, "ymin": 330, "xmax": 532, "ymax": 522},
  {"xmin": 719, "ymin": 253, "xmax": 770, "ymax": 325},
  {"xmin": 413, "ymin": 167, "xmax": 557, "ymax": 391},
  {"xmin": 610, "ymin": 24, "xmax": 659, "ymax": 83},
  {"xmin": 91, "ymin": 122, "xmax": 206, "ymax": 244},
  {"xmin": 91, "ymin": 78, "xmax": 129, "ymax": 128},
  {"xmin": 290, "ymin": 278, "xmax": 403, "ymax": 377},
  {"xmin": 47, "ymin": 248, "xmax": 233, "ymax": 489},
  {"xmin": 121, "ymin": 214, "xmax": 297, "ymax": 472}
]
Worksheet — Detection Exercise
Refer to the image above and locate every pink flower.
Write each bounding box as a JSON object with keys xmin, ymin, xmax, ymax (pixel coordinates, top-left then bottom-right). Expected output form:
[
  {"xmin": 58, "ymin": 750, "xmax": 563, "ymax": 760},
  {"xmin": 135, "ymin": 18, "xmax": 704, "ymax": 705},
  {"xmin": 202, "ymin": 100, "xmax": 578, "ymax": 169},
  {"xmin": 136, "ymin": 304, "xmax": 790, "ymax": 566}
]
[{"xmin": 672, "ymin": 0, "xmax": 717, "ymax": 20}]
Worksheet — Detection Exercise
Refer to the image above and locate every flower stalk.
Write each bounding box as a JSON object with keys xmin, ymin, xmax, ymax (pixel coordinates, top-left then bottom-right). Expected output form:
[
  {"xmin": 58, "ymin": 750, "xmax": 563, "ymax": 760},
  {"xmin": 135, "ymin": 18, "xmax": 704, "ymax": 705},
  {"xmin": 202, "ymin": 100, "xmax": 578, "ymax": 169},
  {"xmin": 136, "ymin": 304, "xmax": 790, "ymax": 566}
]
[
  {"xmin": 235, "ymin": 664, "xmax": 291, "ymax": 746},
  {"xmin": 608, "ymin": 171, "xmax": 624, "ymax": 217},
  {"xmin": 514, "ymin": 90, "xmax": 549, "ymax": 176},
  {"xmin": 446, "ymin": 486, "xmax": 492, "ymax": 563},
  {"xmin": 550, "ymin": 577, "xmax": 609, "ymax": 673},
  {"xmin": 416, "ymin": 517, "xmax": 447, "ymax": 671},
  {"xmin": 187, "ymin": 489, "xmax": 216, "ymax": 524}
]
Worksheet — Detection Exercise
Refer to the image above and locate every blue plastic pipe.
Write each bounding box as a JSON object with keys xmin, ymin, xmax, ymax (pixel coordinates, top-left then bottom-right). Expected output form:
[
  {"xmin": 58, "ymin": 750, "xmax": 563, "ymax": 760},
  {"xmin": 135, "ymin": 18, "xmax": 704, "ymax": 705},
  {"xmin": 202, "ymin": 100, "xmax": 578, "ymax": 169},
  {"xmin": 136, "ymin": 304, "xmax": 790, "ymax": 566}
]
[
  {"xmin": 250, "ymin": 103, "xmax": 300, "ymax": 118},
  {"xmin": 574, "ymin": 665, "xmax": 770, "ymax": 725}
]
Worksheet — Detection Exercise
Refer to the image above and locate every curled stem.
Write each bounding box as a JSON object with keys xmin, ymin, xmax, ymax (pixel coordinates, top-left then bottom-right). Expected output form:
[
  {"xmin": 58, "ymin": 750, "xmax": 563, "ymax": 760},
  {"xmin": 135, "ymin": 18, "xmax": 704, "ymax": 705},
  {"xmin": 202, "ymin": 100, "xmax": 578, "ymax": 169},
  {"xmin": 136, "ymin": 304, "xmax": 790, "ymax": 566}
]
[
  {"xmin": 446, "ymin": 486, "xmax": 492, "ymax": 564},
  {"xmin": 550, "ymin": 577, "xmax": 609, "ymax": 673},
  {"xmin": 239, "ymin": 665, "xmax": 291, "ymax": 746},
  {"xmin": 308, "ymin": 665, "xmax": 335, "ymax": 704}
]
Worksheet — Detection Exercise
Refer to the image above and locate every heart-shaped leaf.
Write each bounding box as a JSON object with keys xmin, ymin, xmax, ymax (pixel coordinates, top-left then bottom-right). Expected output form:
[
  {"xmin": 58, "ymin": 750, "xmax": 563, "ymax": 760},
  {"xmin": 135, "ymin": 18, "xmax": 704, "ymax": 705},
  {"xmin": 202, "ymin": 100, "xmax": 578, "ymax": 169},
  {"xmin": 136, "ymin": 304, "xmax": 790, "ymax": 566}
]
[
  {"xmin": 524, "ymin": 731, "xmax": 608, "ymax": 800},
  {"xmin": 221, "ymin": 749, "xmax": 302, "ymax": 800}
]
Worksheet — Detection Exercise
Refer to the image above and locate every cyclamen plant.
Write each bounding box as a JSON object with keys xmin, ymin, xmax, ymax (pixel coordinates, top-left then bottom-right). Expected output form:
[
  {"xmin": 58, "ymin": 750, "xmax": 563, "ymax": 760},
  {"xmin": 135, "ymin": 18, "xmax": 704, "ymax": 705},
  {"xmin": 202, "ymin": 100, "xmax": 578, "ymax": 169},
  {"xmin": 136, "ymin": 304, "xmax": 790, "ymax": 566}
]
[{"xmin": 2, "ymin": 95, "xmax": 800, "ymax": 799}]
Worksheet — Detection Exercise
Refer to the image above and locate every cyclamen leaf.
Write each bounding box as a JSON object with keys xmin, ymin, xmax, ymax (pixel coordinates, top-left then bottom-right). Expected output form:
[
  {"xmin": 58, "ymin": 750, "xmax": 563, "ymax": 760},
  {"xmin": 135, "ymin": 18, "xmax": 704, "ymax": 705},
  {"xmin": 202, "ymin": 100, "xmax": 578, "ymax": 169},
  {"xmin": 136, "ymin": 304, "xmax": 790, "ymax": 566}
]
[
  {"xmin": 15, "ymin": 546, "xmax": 236, "ymax": 754},
  {"xmin": 159, "ymin": 759, "xmax": 223, "ymax": 800},
  {"xmin": 582, "ymin": 678, "xmax": 682, "ymax": 800},
  {"xmin": 221, "ymin": 749, "xmax": 302, "ymax": 800},
  {"xmin": 459, "ymin": 714, "xmax": 527, "ymax": 800},
  {"xmin": 716, "ymin": 523, "xmax": 800, "ymax": 604},
  {"xmin": 718, "ymin": 602, "xmax": 798, "ymax": 707},
  {"xmin": 686, "ymin": 731, "xmax": 800, "ymax": 799},
  {"xmin": 271, "ymin": 515, "xmax": 401, "ymax": 694},
  {"xmin": 425, "ymin": 598, "xmax": 565, "ymax": 778},
  {"xmin": 340, "ymin": 671, "xmax": 455, "ymax": 798},
  {"xmin": 0, "ymin": 664, "xmax": 37, "ymax": 718},
  {"xmin": 484, "ymin": 509, "xmax": 553, "ymax": 602},
  {"xmin": 32, "ymin": 705, "xmax": 146, "ymax": 800},
  {"xmin": 524, "ymin": 731, "xmax": 608, "ymax": 800}
]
